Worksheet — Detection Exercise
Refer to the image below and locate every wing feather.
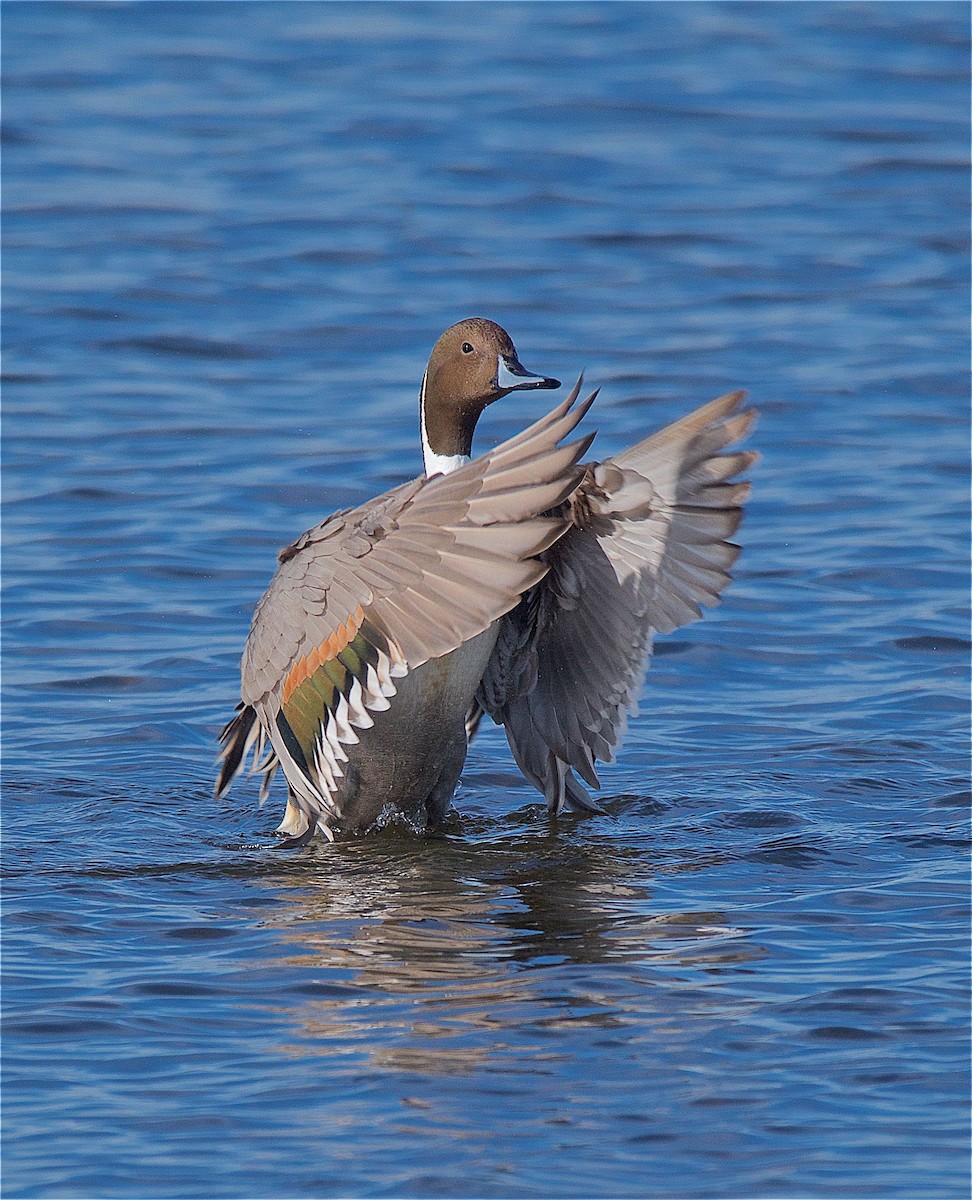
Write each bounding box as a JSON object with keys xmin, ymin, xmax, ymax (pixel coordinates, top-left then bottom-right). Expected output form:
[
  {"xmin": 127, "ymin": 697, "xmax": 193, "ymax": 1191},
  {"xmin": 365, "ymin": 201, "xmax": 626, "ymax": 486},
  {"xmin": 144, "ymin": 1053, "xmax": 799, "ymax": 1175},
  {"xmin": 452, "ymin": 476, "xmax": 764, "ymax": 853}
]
[
  {"xmin": 479, "ymin": 389, "xmax": 757, "ymax": 813},
  {"xmin": 218, "ymin": 382, "xmax": 598, "ymax": 834}
]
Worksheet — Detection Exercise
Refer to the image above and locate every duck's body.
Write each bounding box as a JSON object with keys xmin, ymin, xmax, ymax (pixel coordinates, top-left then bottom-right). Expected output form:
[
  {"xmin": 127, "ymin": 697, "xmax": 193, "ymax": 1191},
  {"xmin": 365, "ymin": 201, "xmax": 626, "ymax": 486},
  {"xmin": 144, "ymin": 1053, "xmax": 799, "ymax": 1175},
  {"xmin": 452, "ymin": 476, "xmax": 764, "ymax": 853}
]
[
  {"xmin": 216, "ymin": 319, "xmax": 756, "ymax": 842},
  {"xmin": 295, "ymin": 625, "xmax": 499, "ymax": 835}
]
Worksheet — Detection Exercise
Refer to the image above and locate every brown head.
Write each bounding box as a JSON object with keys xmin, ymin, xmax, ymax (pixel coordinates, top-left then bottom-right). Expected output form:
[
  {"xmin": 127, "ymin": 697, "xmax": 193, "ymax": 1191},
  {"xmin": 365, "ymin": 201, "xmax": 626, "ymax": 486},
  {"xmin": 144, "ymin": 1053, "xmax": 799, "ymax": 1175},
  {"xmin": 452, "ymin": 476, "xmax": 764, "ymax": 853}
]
[{"xmin": 420, "ymin": 318, "xmax": 560, "ymax": 474}]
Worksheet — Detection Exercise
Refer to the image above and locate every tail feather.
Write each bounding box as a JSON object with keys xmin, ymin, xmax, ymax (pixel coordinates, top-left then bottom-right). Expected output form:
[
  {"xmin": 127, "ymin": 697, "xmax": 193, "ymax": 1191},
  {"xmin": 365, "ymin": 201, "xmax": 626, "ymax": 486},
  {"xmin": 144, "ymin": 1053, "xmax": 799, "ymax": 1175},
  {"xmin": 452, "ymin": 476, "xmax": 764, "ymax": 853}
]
[{"xmin": 215, "ymin": 702, "xmax": 259, "ymax": 797}]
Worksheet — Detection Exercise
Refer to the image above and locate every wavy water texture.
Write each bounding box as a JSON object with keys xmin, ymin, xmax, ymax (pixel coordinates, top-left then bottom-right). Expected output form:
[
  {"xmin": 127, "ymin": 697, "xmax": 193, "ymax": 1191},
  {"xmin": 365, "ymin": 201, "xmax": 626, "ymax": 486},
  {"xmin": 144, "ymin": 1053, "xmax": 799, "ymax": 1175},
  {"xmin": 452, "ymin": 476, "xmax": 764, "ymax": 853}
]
[{"xmin": 2, "ymin": 3, "xmax": 969, "ymax": 1198}]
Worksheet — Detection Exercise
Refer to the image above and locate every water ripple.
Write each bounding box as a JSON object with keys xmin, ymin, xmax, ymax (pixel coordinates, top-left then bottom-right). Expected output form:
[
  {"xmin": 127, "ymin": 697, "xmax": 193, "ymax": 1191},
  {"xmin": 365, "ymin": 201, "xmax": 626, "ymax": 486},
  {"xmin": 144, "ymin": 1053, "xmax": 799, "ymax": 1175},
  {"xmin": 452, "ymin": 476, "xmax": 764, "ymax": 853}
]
[{"xmin": 2, "ymin": 3, "xmax": 968, "ymax": 1198}]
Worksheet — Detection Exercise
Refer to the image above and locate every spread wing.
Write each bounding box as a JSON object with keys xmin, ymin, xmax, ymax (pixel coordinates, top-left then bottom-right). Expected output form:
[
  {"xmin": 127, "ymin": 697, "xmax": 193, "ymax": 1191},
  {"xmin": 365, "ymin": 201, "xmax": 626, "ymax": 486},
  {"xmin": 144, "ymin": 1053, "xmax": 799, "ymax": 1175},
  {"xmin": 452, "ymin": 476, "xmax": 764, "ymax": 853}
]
[
  {"xmin": 475, "ymin": 389, "xmax": 758, "ymax": 814},
  {"xmin": 216, "ymin": 384, "xmax": 596, "ymax": 837}
]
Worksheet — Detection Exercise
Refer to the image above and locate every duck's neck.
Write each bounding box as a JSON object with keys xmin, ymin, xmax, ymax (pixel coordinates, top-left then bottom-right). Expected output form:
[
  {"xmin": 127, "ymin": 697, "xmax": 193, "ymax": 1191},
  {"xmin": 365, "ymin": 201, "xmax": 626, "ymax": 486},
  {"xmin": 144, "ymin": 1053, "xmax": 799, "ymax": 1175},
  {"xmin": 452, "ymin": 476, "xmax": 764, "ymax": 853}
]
[{"xmin": 419, "ymin": 367, "xmax": 473, "ymax": 478}]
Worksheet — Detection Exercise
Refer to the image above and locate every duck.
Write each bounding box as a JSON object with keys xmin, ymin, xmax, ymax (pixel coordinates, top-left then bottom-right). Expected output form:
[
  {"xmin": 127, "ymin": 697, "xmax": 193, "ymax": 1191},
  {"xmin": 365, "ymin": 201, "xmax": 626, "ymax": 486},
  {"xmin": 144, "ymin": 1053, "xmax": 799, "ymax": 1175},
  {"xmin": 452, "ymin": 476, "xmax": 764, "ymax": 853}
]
[{"xmin": 216, "ymin": 318, "xmax": 756, "ymax": 843}]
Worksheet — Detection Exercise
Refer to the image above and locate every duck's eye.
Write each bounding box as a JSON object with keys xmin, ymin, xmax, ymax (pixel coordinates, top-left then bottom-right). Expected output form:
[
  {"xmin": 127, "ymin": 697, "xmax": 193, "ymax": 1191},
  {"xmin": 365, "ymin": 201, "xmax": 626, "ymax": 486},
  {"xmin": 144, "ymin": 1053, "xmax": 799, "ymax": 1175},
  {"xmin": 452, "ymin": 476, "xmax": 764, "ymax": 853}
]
[{"xmin": 461, "ymin": 342, "xmax": 474, "ymax": 355}]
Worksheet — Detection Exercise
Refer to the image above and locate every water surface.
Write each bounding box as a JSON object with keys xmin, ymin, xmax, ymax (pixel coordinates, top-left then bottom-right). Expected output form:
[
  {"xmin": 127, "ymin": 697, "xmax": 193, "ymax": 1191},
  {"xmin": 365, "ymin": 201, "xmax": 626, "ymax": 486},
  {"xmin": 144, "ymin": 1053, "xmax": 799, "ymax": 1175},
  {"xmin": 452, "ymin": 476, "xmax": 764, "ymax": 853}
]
[{"xmin": 2, "ymin": 3, "xmax": 969, "ymax": 1197}]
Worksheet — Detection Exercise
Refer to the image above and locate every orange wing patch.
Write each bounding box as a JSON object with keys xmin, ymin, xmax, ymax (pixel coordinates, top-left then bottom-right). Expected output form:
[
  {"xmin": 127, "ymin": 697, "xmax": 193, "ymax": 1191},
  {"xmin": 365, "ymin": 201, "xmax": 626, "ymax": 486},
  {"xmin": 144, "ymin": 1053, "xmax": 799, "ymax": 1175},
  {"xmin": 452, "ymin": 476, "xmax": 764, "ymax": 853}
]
[{"xmin": 282, "ymin": 604, "xmax": 364, "ymax": 704}]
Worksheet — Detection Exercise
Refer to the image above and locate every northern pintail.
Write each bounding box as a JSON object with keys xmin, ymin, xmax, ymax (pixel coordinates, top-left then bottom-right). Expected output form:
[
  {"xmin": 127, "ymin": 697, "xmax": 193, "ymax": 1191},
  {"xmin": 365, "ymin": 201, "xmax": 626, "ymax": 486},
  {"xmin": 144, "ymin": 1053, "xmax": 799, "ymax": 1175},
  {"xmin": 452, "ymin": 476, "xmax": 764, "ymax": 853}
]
[{"xmin": 216, "ymin": 318, "xmax": 756, "ymax": 842}]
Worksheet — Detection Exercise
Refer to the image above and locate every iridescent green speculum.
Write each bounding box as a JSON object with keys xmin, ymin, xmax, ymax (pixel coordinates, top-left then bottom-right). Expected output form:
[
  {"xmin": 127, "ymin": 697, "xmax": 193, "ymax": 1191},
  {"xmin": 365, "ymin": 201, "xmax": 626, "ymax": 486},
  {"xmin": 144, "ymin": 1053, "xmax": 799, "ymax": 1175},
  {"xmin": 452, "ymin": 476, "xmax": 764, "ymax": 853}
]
[{"xmin": 281, "ymin": 629, "xmax": 378, "ymax": 761}]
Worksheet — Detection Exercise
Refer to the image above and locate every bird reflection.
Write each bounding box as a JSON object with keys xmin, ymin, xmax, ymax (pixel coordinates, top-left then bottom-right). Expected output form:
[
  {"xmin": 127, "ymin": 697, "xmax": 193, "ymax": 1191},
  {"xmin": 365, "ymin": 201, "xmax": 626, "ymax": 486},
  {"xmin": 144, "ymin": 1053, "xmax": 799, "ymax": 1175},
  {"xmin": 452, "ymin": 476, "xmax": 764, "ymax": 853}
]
[{"xmin": 245, "ymin": 793, "xmax": 762, "ymax": 1074}]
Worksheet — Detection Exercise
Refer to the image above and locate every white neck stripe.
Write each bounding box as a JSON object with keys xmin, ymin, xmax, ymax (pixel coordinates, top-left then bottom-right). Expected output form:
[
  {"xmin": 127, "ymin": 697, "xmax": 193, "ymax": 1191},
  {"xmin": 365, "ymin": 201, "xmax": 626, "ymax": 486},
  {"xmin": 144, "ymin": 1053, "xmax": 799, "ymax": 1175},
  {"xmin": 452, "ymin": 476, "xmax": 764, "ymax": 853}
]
[{"xmin": 420, "ymin": 365, "xmax": 470, "ymax": 477}]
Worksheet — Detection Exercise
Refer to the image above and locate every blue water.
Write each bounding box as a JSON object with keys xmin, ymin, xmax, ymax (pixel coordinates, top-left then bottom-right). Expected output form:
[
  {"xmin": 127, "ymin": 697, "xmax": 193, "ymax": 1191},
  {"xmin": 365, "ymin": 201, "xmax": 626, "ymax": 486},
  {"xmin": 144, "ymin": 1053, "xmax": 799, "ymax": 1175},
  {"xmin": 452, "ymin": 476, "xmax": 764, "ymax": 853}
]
[{"xmin": 2, "ymin": 3, "xmax": 969, "ymax": 1197}]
